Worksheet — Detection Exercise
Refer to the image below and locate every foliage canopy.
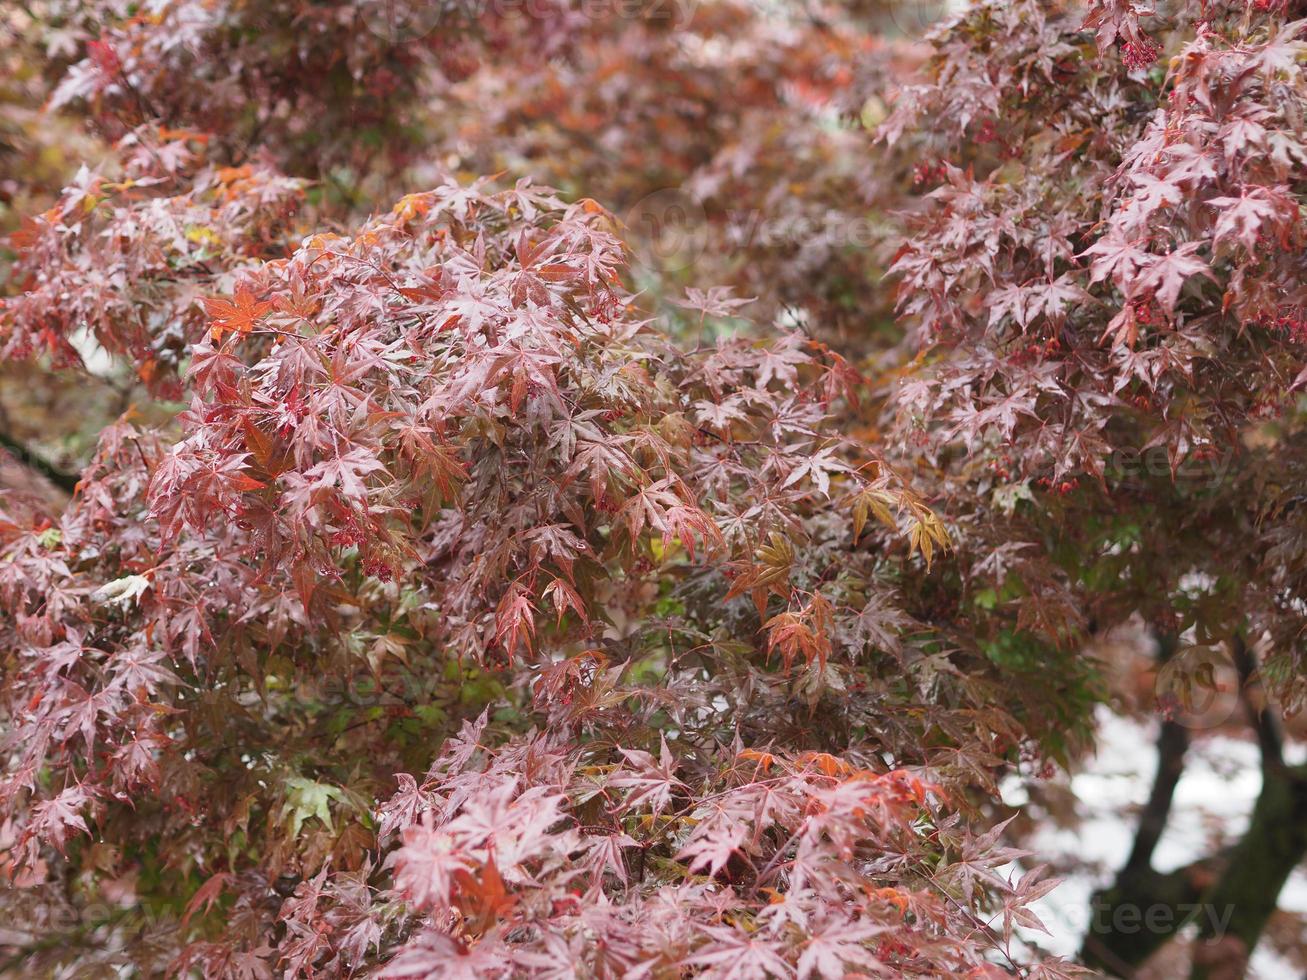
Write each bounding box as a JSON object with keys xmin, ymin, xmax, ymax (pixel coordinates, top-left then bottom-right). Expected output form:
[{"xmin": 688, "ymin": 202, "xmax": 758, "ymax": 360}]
[{"xmin": 3, "ymin": 0, "xmax": 1307, "ymax": 977}]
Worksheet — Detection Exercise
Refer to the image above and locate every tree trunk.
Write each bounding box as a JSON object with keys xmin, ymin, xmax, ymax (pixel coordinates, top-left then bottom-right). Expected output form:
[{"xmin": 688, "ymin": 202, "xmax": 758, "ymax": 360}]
[{"xmin": 1189, "ymin": 763, "xmax": 1307, "ymax": 980}]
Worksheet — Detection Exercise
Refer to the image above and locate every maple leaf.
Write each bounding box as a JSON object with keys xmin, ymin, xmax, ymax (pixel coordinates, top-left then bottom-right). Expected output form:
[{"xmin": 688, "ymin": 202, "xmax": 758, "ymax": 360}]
[
  {"xmin": 764, "ymin": 602, "xmax": 832, "ymax": 672},
  {"xmin": 375, "ymin": 773, "xmax": 432, "ymax": 844},
  {"xmin": 379, "ymin": 930, "xmax": 510, "ymax": 980},
  {"xmin": 797, "ymin": 917, "xmax": 884, "ymax": 980},
  {"xmin": 542, "ymin": 576, "xmax": 586, "ymax": 626},
  {"xmin": 1127, "ymin": 173, "xmax": 1183, "ymax": 219},
  {"xmin": 1209, "ymin": 188, "xmax": 1293, "ymax": 253},
  {"xmin": 1001, "ymin": 867, "xmax": 1061, "ymax": 942},
  {"xmin": 1137, "ymin": 242, "xmax": 1214, "ymax": 313},
  {"xmin": 494, "ymin": 586, "xmax": 537, "ymax": 657},
  {"xmin": 1081, "ymin": 229, "xmax": 1151, "ymax": 289},
  {"xmin": 584, "ymin": 831, "xmax": 639, "ymax": 887},
  {"xmin": 688, "ymin": 926, "xmax": 794, "ymax": 980},
  {"xmin": 281, "ymin": 777, "xmax": 345, "ymax": 838},
  {"xmin": 203, "ymin": 287, "xmax": 274, "ymax": 343},
  {"xmin": 301, "ymin": 448, "xmax": 386, "ymax": 497},
  {"xmin": 27, "ymin": 784, "xmax": 94, "ymax": 856},
  {"xmin": 457, "ymin": 845, "xmax": 517, "ymax": 932},
  {"xmin": 677, "ymin": 802, "xmax": 749, "ymax": 876},
  {"xmin": 780, "ymin": 446, "xmax": 846, "ymax": 498},
  {"xmin": 675, "ymin": 286, "xmax": 756, "ymax": 319},
  {"xmin": 387, "ymin": 820, "xmax": 472, "ymax": 913},
  {"xmin": 611, "ymin": 737, "xmax": 684, "ymax": 819},
  {"xmin": 182, "ymin": 872, "xmax": 232, "ymax": 929}
]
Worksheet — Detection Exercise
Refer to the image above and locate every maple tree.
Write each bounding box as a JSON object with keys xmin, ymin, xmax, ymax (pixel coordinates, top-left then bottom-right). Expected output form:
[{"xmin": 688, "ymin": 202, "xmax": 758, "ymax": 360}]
[
  {"xmin": 3, "ymin": 0, "xmax": 1307, "ymax": 977},
  {"xmin": 880, "ymin": 0, "xmax": 1307, "ymax": 974}
]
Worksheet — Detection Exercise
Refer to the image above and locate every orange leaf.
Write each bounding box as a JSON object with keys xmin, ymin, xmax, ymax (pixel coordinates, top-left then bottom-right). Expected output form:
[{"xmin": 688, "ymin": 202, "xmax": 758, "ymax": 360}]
[{"xmin": 204, "ymin": 287, "xmax": 273, "ymax": 344}]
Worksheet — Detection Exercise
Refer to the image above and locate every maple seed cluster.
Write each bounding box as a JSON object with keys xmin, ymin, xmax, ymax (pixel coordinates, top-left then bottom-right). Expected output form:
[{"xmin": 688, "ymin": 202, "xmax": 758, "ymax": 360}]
[
  {"xmin": 1121, "ymin": 35, "xmax": 1162, "ymax": 71},
  {"xmin": 911, "ymin": 158, "xmax": 949, "ymax": 186},
  {"xmin": 1255, "ymin": 304, "xmax": 1307, "ymax": 344}
]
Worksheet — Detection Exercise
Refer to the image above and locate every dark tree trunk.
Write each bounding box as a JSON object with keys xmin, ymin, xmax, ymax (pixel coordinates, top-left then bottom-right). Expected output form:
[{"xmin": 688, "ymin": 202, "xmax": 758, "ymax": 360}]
[
  {"xmin": 1189, "ymin": 764, "xmax": 1307, "ymax": 980},
  {"xmin": 1083, "ymin": 631, "xmax": 1307, "ymax": 978}
]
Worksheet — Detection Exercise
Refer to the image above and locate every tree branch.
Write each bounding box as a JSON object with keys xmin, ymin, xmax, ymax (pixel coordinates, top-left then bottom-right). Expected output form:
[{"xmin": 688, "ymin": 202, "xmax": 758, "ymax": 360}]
[
  {"xmin": 1082, "ymin": 632, "xmax": 1193, "ymax": 975},
  {"xmin": 1082, "ymin": 856, "xmax": 1222, "ymax": 976},
  {"xmin": 1084, "ymin": 628, "xmax": 1307, "ymax": 978},
  {"xmin": 1231, "ymin": 632, "xmax": 1283, "ymax": 773},
  {"xmin": 1126, "ymin": 632, "xmax": 1187, "ymax": 874},
  {"xmin": 1190, "ymin": 762, "xmax": 1307, "ymax": 980},
  {"xmin": 1124, "ymin": 715, "xmax": 1189, "ymax": 875},
  {"xmin": 1188, "ymin": 634, "xmax": 1307, "ymax": 979}
]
